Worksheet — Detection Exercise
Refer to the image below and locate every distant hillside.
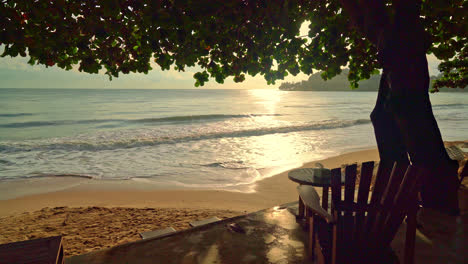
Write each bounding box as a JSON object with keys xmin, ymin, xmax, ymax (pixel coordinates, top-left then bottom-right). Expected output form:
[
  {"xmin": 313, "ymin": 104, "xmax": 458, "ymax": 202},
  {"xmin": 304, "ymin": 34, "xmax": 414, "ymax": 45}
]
[{"xmin": 279, "ymin": 70, "xmax": 466, "ymax": 92}]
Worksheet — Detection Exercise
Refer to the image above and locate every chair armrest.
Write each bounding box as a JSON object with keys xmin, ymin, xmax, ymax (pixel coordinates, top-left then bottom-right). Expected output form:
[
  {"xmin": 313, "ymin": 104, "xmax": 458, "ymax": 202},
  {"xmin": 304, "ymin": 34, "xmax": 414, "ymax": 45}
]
[{"xmin": 297, "ymin": 185, "xmax": 334, "ymax": 224}]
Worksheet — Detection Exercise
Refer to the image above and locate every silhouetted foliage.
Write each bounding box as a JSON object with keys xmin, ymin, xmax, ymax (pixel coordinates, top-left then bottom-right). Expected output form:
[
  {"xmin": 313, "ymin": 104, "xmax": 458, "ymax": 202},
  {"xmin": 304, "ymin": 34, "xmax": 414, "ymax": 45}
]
[{"xmin": 0, "ymin": 0, "xmax": 466, "ymax": 90}]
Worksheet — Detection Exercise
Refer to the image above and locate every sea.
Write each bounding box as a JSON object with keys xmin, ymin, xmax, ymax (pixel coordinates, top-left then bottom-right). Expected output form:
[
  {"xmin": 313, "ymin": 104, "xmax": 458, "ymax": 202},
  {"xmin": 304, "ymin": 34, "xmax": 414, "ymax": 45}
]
[{"xmin": 0, "ymin": 89, "xmax": 466, "ymax": 192}]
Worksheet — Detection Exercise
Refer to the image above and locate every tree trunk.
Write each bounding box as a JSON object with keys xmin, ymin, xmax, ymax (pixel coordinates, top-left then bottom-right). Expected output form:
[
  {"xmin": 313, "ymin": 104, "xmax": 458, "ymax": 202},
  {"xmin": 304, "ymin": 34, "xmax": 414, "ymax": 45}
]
[
  {"xmin": 339, "ymin": 0, "xmax": 460, "ymax": 214},
  {"xmin": 371, "ymin": 2, "xmax": 460, "ymax": 215}
]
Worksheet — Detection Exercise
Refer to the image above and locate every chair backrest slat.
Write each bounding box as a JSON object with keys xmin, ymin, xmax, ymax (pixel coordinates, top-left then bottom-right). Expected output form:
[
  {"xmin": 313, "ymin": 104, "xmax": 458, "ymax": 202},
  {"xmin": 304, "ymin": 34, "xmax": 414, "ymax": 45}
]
[
  {"xmin": 380, "ymin": 162, "xmax": 409, "ymax": 207},
  {"xmin": 381, "ymin": 165, "xmax": 423, "ymax": 246},
  {"xmin": 362, "ymin": 161, "xmax": 393, "ymax": 240},
  {"xmin": 370, "ymin": 162, "xmax": 409, "ymax": 240},
  {"xmin": 331, "ymin": 168, "xmax": 344, "ymax": 261},
  {"xmin": 344, "ymin": 164, "xmax": 357, "ymax": 203},
  {"xmin": 354, "ymin": 161, "xmax": 375, "ymax": 245},
  {"xmin": 331, "ymin": 168, "xmax": 343, "ymax": 210},
  {"xmin": 343, "ymin": 164, "xmax": 357, "ymax": 248}
]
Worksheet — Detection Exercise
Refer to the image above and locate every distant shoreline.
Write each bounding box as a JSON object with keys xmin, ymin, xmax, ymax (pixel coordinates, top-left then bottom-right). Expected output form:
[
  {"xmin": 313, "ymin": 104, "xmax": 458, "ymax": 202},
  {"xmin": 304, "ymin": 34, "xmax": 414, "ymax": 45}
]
[
  {"xmin": 279, "ymin": 69, "xmax": 467, "ymax": 92},
  {"xmin": 278, "ymin": 89, "xmax": 466, "ymax": 92}
]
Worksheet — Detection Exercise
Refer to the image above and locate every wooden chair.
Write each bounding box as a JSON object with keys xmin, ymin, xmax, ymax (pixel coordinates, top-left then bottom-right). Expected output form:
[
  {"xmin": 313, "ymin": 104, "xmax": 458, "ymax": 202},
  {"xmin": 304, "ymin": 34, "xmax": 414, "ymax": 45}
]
[{"xmin": 304, "ymin": 161, "xmax": 426, "ymax": 264}]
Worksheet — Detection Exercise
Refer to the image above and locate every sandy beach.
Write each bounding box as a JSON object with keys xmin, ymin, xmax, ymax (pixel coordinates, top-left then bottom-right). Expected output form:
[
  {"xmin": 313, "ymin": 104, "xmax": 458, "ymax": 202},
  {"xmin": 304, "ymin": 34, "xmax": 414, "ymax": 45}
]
[{"xmin": 0, "ymin": 142, "xmax": 466, "ymax": 257}]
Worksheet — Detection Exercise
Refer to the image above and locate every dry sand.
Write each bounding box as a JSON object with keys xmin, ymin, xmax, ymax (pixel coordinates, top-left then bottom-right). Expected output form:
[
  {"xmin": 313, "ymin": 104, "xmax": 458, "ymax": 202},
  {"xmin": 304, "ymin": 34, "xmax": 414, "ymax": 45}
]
[
  {"xmin": 0, "ymin": 207, "xmax": 240, "ymax": 256},
  {"xmin": 0, "ymin": 142, "xmax": 466, "ymax": 257}
]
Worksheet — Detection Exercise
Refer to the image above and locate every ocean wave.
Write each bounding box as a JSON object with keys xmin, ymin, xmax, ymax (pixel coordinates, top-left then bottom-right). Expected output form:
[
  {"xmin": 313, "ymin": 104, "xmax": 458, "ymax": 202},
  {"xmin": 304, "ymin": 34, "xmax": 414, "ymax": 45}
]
[
  {"xmin": 284, "ymin": 105, "xmax": 319, "ymax": 109},
  {"xmin": 0, "ymin": 119, "xmax": 371, "ymax": 152},
  {"xmin": 134, "ymin": 114, "xmax": 282, "ymax": 123},
  {"xmin": 283, "ymin": 103, "xmax": 350, "ymax": 108},
  {"xmin": 30, "ymin": 173, "xmax": 96, "ymax": 179},
  {"xmin": 284, "ymin": 103, "xmax": 466, "ymax": 110},
  {"xmin": 0, "ymin": 119, "xmax": 122, "ymax": 128},
  {"xmin": 0, "ymin": 159, "xmax": 14, "ymax": 166},
  {"xmin": 432, "ymin": 103, "xmax": 466, "ymax": 109},
  {"xmin": 0, "ymin": 173, "xmax": 96, "ymax": 181},
  {"xmin": 200, "ymin": 161, "xmax": 249, "ymax": 170},
  {"xmin": 0, "ymin": 113, "xmax": 34, "ymax": 117},
  {"xmin": 0, "ymin": 114, "xmax": 281, "ymax": 128},
  {"xmin": 437, "ymin": 116, "xmax": 468, "ymax": 121}
]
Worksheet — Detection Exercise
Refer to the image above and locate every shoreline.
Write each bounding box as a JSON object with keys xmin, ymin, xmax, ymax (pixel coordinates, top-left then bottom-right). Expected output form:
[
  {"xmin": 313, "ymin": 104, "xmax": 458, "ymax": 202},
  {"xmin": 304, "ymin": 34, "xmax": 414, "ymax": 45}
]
[
  {"xmin": 1, "ymin": 140, "xmax": 467, "ymax": 217},
  {"xmin": 0, "ymin": 143, "xmax": 379, "ymax": 201},
  {"xmin": 0, "ymin": 148, "xmax": 381, "ymax": 217}
]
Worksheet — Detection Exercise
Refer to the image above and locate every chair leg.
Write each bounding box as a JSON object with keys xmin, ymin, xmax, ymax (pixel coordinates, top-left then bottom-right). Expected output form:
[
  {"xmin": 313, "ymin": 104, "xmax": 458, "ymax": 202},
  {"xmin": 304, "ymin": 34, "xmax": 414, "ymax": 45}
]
[
  {"xmin": 298, "ymin": 196, "xmax": 305, "ymax": 219},
  {"xmin": 309, "ymin": 215, "xmax": 316, "ymax": 259},
  {"xmin": 322, "ymin": 186, "xmax": 329, "ymax": 211},
  {"xmin": 404, "ymin": 204, "xmax": 417, "ymax": 264},
  {"xmin": 331, "ymin": 223, "xmax": 338, "ymax": 264}
]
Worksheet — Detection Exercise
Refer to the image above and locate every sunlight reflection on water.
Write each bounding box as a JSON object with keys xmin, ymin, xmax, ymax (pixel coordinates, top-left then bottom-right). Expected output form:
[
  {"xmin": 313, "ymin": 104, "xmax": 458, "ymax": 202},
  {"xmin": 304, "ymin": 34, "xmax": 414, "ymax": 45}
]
[{"xmin": 0, "ymin": 89, "xmax": 466, "ymax": 192}]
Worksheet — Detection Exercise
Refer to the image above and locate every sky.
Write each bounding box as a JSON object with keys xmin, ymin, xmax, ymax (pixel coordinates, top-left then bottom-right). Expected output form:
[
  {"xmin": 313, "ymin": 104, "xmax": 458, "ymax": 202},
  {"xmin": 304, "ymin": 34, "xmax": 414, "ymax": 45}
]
[
  {"xmin": 0, "ymin": 53, "xmax": 290, "ymax": 89},
  {"xmin": 0, "ymin": 22, "xmax": 442, "ymax": 89}
]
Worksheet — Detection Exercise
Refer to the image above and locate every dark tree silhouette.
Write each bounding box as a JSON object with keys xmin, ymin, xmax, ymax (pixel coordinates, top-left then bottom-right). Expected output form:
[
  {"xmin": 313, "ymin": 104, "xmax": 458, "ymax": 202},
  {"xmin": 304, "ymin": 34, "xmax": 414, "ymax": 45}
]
[{"xmin": 1, "ymin": 0, "xmax": 466, "ymax": 214}]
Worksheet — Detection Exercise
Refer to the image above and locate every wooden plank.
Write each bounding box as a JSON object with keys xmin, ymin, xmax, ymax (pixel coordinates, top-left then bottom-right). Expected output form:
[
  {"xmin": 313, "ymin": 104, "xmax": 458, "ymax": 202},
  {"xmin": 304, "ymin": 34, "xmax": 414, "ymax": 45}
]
[
  {"xmin": 343, "ymin": 164, "xmax": 357, "ymax": 253},
  {"xmin": 368, "ymin": 161, "xmax": 393, "ymax": 207},
  {"xmin": 381, "ymin": 162, "xmax": 408, "ymax": 207},
  {"xmin": 330, "ymin": 168, "xmax": 342, "ymax": 210},
  {"xmin": 322, "ymin": 186, "xmax": 329, "ymax": 211},
  {"xmin": 308, "ymin": 216, "xmax": 315, "ymax": 258},
  {"xmin": 355, "ymin": 161, "xmax": 374, "ymax": 245},
  {"xmin": 356, "ymin": 161, "xmax": 375, "ymax": 204},
  {"xmin": 403, "ymin": 196, "xmax": 418, "ymax": 264},
  {"xmin": 382, "ymin": 166, "xmax": 423, "ymax": 246},
  {"xmin": 140, "ymin": 227, "xmax": 176, "ymax": 240},
  {"xmin": 362, "ymin": 161, "xmax": 393, "ymax": 247},
  {"xmin": 0, "ymin": 236, "xmax": 63, "ymax": 264},
  {"xmin": 331, "ymin": 220, "xmax": 338, "ymax": 264},
  {"xmin": 330, "ymin": 168, "xmax": 343, "ymax": 264},
  {"xmin": 58, "ymin": 245, "xmax": 64, "ymax": 264},
  {"xmin": 370, "ymin": 162, "xmax": 408, "ymax": 243},
  {"xmin": 189, "ymin": 217, "xmax": 221, "ymax": 227},
  {"xmin": 50, "ymin": 237, "xmax": 64, "ymax": 264},
  {"xmin": 298, "ymin": 196, "xmax": 305, "ymax": 219},
  {"xmin": 305, "ymin": 207, "xmax": 311, "ymax": 219},
  {"xmin": 344, "ymin": 164, "xmax": 357, "ymax": 203},
  {"xmin": 445, "ymin": 145, "xmax": 465, "ymax": 161}
]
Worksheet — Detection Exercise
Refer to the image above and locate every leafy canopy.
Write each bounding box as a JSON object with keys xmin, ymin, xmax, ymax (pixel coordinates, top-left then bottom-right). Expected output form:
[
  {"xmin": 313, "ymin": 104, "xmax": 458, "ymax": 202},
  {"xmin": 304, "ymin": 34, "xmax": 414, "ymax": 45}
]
[{"xmin": 1, "ymin": 0, "xmax": 466, "ymax": 89}]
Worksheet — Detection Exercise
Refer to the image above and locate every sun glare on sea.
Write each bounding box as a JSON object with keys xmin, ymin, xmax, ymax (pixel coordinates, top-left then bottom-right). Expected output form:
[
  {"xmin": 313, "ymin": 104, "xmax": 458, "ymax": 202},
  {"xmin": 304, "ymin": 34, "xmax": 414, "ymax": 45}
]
[
  {"xmin": 247, "ymin": 132, "xmax": 304, "ymax": 170},
  {"xmin": 247, "ymin": 89, "xmax": 283, "ymax": 114}
]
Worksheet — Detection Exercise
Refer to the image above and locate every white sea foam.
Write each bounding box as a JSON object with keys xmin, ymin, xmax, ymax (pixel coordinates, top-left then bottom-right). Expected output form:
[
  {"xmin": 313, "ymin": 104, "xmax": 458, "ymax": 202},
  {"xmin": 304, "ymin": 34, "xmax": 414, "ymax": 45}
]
[{"xmin": 0, "ymin": 119, "xmax": 370, "ymax": 152}]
